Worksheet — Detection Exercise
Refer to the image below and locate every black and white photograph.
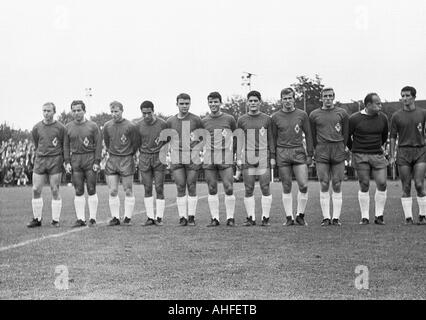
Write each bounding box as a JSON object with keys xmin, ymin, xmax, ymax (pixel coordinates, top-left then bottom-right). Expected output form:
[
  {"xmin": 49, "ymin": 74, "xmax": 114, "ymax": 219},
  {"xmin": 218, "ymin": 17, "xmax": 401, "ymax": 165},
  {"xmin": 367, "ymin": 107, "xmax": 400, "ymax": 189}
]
[{"xmin": 0, "ymin": 0, "xmax": 425, "ymax": 303}]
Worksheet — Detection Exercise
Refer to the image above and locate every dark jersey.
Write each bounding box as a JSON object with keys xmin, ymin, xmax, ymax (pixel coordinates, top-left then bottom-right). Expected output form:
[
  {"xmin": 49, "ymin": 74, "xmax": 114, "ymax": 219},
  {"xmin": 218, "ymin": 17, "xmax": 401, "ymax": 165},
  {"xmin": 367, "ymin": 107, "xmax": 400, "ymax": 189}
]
[
  {"xmin": 390, "ymin": 107, "xmax": 426, "ymax": 147},
  {"xmin": 202, "ymin": 112, "xmax": 237, "ymax": 152},
  {"xmin": 64, "ymin": 120, "xmax": 102, "ymax": 164},
  {"xmin": 348, "ymin": 111, "xmax": 388, "ymax": 154},
  {"xmin": 166, "ymin": 112, "xmax": 204, "ymax": 151},
  {"xmin": 135, "ymin": 117, "xmax": 168, "ymax": 154},
  {"xmin": 309, "ymin": 107, "xmax": 349, "ymax": 147},
  {"xmin": 237, "ymin": 112, "xmax": 275, "ymax": 158},
  {"xmin": 32, "ymin": 120, "xmax": 66, "ymax": 157},
  {"xmin": 103, "ymin": 118, "xmax": 139, "ymax": 156},
  {"xmin": 271, "ymin": 108, "xmax": 313, "ymax": 157}
]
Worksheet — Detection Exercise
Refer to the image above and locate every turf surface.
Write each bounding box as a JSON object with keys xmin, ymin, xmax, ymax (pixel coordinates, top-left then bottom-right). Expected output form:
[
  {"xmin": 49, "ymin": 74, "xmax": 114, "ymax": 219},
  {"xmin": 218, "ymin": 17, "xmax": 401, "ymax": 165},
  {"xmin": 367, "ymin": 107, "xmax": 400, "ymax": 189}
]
[{"xmin": 0, "ymin": 181, "xmax": 425, "ymax": 299}]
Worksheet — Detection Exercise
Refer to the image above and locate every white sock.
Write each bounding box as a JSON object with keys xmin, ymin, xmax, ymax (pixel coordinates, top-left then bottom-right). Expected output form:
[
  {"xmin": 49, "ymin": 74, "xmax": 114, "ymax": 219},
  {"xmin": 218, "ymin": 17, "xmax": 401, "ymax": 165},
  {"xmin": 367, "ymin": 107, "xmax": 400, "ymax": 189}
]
[
  {"xmin": 244, "ymin": 196, "xmax": 255, "ymax": 220},
  {"xmin": 176, "ymin": 195, "xmax": 188, "ymax": 219},
  {"xmin": 74, "ymin": 195, "xmax": 86, "ymax": 221},
  {"xmin": 51, "ymin": 199, "xmax": 62, "ymax": 222},
  {"xmin": 88, "ymin": 194, "xmax": 98, "ymax": 220},
  {"xmin": 282, "ymin": 193, "xmax": 293, "ymax": 218},
  {"xmin": 109, "ymin": 196, "xmax": 120, "ymax": 219},
  {"xmin": 401, "ymin": 197, "xmax": 413, "ymax": 219},
  {"xmin": 374, "ymin": 190, "xmax": 387, "ymax": 217},
  {"xmin": 297, "ymin": 191, "xmax": 308, "ymax": 215},
  {"xmin": 32, "ymin": 198, "xmax": 43, "ymax": 221},
  {"xmin": 208, "ymin": 194, "xmax": 220, "ymax": 220},
  {"xmin": 187, "ymin": 196, "xmax": 198, "ymax": 217},
  {"xmin": 417, "ymin": 196, "xmax": 426, "ymax": 217},
  {"xmin": 124, "ymin": 196, "xmax": 135, "ymax": 219},
  {"xmin": 320, "ymin": 191, "xmax": 331, "ymax": 219},
  {"xmin": 332, "ymin": 192, "xmax": 343, "ymax": 220},
  {"xmin": 225, "ymin": 194, "xmax": 236, "ymax": 219},
  {"xmin": 358, "ymin": 190, "xmax": 370, "ymax": 220},
  {"xmin": 156, "ymin": 199, "xmax": 165, "ymax": 219},
  {"xmin": 261, "ymin": 195, "xmax": 272, "ymax": 219},
  {"xmin": 144, "ymin": 196, "xmax": 155, "ymax": 219}
]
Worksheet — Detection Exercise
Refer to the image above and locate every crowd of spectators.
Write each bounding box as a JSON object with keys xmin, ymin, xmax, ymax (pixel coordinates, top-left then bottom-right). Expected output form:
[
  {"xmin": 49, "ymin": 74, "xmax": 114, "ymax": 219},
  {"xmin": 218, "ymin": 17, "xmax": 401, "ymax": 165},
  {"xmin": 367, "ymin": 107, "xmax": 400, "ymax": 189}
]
[{"xmin": 1, "ymin": 139, "xmax": 34, "ymax": 187}]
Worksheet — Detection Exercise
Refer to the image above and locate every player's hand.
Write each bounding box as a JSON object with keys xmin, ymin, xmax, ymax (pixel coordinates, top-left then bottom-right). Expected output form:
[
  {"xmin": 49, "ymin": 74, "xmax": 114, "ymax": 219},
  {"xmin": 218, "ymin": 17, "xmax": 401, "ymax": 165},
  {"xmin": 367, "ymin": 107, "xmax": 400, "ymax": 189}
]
[
  {"xmin": 306, "ymin": 156, "xmax": 313, "ymax": 166},
  {"xmin": 389, "ymin": 156, "xmax": 395, "ymax": 166},
  {"xmin": 270, "ymin": 159, "xmax": 276, "ymax": 168},
  {"xmin": 92, "ymin": 163, "xmax": 100, "ymax": 172},
  {"xmin": 65, "ymin": 163, "xmax": 72, "ymax": 174},
  {"xmin": 236, "ymin": 159, "xmax": 243, "ymax": 168}
]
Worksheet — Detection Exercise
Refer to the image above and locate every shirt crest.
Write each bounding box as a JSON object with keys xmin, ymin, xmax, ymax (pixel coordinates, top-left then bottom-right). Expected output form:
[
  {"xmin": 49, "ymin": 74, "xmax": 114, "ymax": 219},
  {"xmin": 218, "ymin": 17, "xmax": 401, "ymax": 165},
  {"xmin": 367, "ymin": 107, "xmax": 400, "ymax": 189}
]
[
  {"xmin": 221, "ymin": 129, "xmax": 227, "ymax": 137},
  {"xmin": 120, "ymin": 134, "xmax": 128, "ymax": 144},
  {"xmin": 52, "ymin": 137, "xmax": 58, "ymax": 147},
  {"xmin": 155, "ymin": 137, "xmax": 160, "ymax": 145},
  {"xmin": 417, "ymin": 123, "xmax": 423, "ymax": 133},
  {"xmin": 259, "ymin": 127, "xmax": 266, "ymax": 136},
  {"xmin": 83, "ymin": 137, "xmax": 90, "ymax": 147},
  {"xmin": 335, "ymin": 122, "xmax": 341, "ymax": 133},
  {"xmin": 294, "ymin": 124, "xmax": 300, "ymax": 134}
]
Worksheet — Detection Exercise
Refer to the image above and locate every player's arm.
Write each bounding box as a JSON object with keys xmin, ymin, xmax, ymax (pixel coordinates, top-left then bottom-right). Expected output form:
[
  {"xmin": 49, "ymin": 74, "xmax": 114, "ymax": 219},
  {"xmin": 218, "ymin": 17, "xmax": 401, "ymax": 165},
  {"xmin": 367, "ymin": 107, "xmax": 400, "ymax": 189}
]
[
  {"xmin": 302, "ymin": 113, "xmax": 313, "ymax": 165},
  {"xmin": 235, "ymin": 118, "xmax": 245, "ymax": 167},
  {"xmin": 347, "ymin": 114, "xmax": 355, "ymax": 151},
  {"xmin": 63, "ymin": 126, "xmax": 71, "ymax": 165},
  {"xmin": 389, "ymin": 115, "xmax": 398, "ymax": 165},
  {"xmin": 342, "ymin": 111, "xmax": 350, "ymax": 148},
  {"xmin": 267, "ymin": 117, "xmax": 276, "ymax": 167},
  {"xmin": 309, "ymin": 113, "xmax": 317, "ymax": 149},
  {"xmin": 103, "ymin": 124, "xmax": 110, "ymax": 152},
  {"xmin": 381, "ymin": 114, "xmax": 389, "ymax": 147},
  {"xmin": 31, "ymin": 125, "xmax": 39, "ymax": 151},
  {"xmin": 131, "ymin": 123, "xmax": 140, "ymax": 155}
]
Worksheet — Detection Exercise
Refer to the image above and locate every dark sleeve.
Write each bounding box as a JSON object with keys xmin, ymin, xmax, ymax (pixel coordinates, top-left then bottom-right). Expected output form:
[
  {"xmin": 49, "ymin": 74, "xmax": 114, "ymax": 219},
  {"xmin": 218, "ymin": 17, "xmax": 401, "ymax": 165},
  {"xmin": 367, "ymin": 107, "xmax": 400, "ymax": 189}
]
[
  {"xmin": 309, "ymin": 113, "xmax": 317, "ymax": 149},
  {"xmin": 302, "ymin": 113, "xmax": 314, "ymax": 157},
  {"xmin": 347, "ymin": 114, "xmax": 355, "ymax": 151},
  {"xmin": 390, "ymin": 114, "xmax": 398, "ymax": 139},
  {"xmin": 103, "ymin": 124, "xmax": 110, "ymax": 151},
  {"xmin": 32, "ymin": 125, "xmax": 39, "ymax": 151},
  {"xmin": 63, "ymin": 126, "xmax": 71, "ymax": 164},
  {"xmin": 131, "ymin": 123, "xmax": 140, "ymax": 155},
  {"xmin": 341, "ymin": 110, "xmax": 349, "ymax": 147},
  {"xmin": 94, "ymin": 124, "xmax": 102, "ymax": 165},
  {"xmin": 267, "ymin": 117, "xmax": 275, "ymax": 159},
  {"xmin": 382, "ymin": 114, "xmax": 389, "ymax": 146},
  {"xmin": 270, "ymin": 115, "xmax": 278, "ymax": 158}
]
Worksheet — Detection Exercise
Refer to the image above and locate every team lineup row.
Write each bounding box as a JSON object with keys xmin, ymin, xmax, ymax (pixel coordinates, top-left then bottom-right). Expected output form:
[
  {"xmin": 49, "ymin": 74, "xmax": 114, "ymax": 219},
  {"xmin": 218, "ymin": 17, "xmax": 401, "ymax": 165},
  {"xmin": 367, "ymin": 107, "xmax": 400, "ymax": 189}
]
[{"xmin": 26, "ymin": 86, "xmax": 426, "ymax": 229}]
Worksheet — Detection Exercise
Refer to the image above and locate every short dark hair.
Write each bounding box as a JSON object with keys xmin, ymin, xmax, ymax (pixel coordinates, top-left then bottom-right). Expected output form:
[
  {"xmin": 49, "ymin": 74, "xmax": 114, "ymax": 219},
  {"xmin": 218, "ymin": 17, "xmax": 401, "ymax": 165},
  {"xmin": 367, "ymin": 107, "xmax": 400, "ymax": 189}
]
[
  {"xmin": 280, "ymin": 88, "xmax": 295, "ymax": 99},
  {"xmin": 364, "ymin": 93, "xmax": 378, "ymax": 107},
  {"xmin": 321, "ymin": 87, "xmax": 335, "ymax": 97},
  {"xmin": 140, "ymin": 100, "xmax": 154, "ymax": 111},
  {"xmin": 207, "ymin": 91, "xmax": 222, "ymax": 103},
  {"xmin": 176, "ymin": 93, "xmax": 191, "ymax": 103},
  {"xmin": 247, "ymin": 90, "xmax": 261, "ymax": 100},
  {"xmin": 43, "ymin": 102, "xmax": 56, "ymax": 113},
  {"xmin": 71, "ymin": 100, "xmax": 86, "ymax": 111},
  {"xmin": 110, "ymin": 101, "xmax": 123, "ymax": 110},
  {"xmin": 401, "ymin": 86, "xmax": 416, "ymax": 98}
]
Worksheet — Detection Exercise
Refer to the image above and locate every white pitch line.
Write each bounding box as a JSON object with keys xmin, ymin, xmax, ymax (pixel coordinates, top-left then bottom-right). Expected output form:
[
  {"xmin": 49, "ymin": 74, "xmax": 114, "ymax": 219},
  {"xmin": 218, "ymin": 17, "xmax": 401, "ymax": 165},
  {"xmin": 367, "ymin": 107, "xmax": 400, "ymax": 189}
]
[{"xmin": 0, "ymin": 188, "xmax": 246, "ymax": 253}]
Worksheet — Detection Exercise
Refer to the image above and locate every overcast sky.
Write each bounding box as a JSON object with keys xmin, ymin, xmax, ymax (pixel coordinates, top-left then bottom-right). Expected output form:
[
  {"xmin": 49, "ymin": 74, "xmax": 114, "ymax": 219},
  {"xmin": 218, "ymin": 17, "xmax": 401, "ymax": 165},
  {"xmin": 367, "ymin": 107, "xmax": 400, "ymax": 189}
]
[{"xmin": 1, "ymin": 0, "xmax": 425, "ymax": 130}]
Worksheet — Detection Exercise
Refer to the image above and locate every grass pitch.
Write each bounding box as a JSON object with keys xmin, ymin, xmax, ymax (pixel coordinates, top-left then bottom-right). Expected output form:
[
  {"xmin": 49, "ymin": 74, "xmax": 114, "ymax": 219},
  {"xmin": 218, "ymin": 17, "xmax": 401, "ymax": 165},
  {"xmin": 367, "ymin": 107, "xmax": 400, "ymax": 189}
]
[{"xmin": 0, "ymin": 180, "xmax": 425, "ymax": 299}]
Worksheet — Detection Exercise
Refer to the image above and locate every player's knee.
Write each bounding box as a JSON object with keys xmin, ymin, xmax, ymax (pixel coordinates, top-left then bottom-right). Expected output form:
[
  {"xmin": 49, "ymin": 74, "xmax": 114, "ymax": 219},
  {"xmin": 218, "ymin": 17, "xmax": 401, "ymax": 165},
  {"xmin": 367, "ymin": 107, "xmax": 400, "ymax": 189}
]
[
  {"xmin": 298, "ymin": 185, "xmax": 308, "ymax": 194},
  {"xmin": 282, "ymin": 182, "xmax": 292, "ymax": 194},
  {"xmin": 87, "ymin": 185, "xmax": 96, "ymax": 196},
  {"xmin": 187, "ymin": 183, "xmax": 197, "ymax": 196},
  {"xmin": 32, "ymin": 188, "xmax": 42, "ymax": 198},
  {"xmin": 109, "ymin": 189, "xmax": 118, "ymax": 197},
  {"xmin": 376, "ymin": 181, "xmax": 387, "ymax": 192},
  {"xmin": 260, "ymin": 184, "xmax": 270, "ymax": 196},
  {"xmin": 414, "ymin": 181, "xmax": 425, "ymax": 195},
  {"xmin": 223, "ymin": 183, "xmax": 233, "ymax": 195},
  {"xmin": 155, "ymin": 185, "xmax": 164, "ymax": 198},
  {"xmin": 331, "ymin": 180, "xmax": 342, "ymax": 192},
  {"xmin": 208, "ymin": 185, "xmax": 217, "ymax": 195},
  {"xmin": 245, "ymin": 186, "xmax": 254, "ymax": 197},
  {"xmin": 75, "ymin": 188, "xmax": 84, "ymax": 197},
  {"xmin": 176, "ymin": 184, "xmax": 186, "ymax": 197},
  {"xmin": 51, "ymin": 188, "xmax": 60, "ymax": 199},
  {"xmin": 359, "ymin": 181, "xmax": 369, "ymax": 193},
  {"xmin": 124, "ymin": 189, "xmax": 133, "ymax": 197}
]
